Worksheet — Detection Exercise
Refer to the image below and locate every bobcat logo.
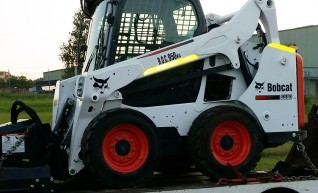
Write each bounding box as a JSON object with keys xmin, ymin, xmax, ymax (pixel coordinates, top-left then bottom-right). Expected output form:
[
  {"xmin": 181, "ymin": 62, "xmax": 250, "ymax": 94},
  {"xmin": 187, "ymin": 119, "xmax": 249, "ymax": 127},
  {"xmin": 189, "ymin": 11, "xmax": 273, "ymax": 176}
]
[
  {"xmin": 93, "ymin": 76, "xmax": 110, "ymax": 94},
  {"xmin": 255, "ymin": 81, "xmax": 265, "ymax": 93}
]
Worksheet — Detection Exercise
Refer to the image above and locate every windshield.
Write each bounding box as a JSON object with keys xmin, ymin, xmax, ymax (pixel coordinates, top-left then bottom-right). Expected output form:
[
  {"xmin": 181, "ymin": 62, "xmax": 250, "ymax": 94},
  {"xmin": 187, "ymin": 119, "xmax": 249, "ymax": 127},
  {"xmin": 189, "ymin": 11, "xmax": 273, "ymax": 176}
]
[
  {"xmin": 114, "ymin": 0, "xmax": 199, "ymax": 63},
  {"xmin": 83, "ymin": 1, "xmax": 112, "ymax": 73},
  {"xmin": 83, "ymin": 0, "xmax": 200, "ymax": 71}
]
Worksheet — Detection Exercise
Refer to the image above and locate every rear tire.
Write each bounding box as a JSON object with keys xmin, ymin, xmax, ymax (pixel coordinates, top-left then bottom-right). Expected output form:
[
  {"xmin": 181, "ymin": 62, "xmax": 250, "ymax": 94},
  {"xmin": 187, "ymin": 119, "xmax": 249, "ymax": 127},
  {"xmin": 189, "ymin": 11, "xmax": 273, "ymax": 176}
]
[
  {"xmin": 188, "ymin": 106, "xmax": 263, "ymax": 179},
  {"xmin": 81, "ymin": 109, "xmax": 159, "ymax": 188}
]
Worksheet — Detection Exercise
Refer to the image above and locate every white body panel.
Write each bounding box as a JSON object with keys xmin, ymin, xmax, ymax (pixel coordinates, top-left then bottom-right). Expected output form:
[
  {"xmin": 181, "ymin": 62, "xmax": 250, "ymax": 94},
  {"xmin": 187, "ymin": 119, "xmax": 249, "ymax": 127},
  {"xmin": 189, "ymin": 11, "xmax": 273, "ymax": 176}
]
[{"xmin": 240, "ymin": 45, "xmax": 298, "ymax": 133}]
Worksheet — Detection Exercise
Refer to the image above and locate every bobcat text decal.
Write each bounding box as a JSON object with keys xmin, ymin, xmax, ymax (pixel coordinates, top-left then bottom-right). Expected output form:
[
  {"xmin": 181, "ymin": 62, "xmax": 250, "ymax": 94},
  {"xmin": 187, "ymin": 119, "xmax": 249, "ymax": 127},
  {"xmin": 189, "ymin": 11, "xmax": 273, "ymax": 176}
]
[
  {"xmin": 255, "ymin": 81, "xmax": 293, "ymax": 100},
  {"xmin": 93, "ymin": 76, "xmax": 110, "ymax": 94},
  {"xmin": 267, "ymin": 83, "xmax": 292, "ymax": 92}
]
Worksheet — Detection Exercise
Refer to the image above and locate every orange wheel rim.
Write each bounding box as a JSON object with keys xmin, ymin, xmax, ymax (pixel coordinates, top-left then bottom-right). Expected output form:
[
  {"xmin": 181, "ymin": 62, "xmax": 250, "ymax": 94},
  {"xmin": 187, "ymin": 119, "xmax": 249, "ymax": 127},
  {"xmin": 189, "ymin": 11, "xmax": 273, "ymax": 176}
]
[
  {"xmin": 103, "ymin": 124, "xmax": 149, "ymax": 173},
  {"xmin": 211, "ymin": 121, "xmax": 251, "ymax": 166}
]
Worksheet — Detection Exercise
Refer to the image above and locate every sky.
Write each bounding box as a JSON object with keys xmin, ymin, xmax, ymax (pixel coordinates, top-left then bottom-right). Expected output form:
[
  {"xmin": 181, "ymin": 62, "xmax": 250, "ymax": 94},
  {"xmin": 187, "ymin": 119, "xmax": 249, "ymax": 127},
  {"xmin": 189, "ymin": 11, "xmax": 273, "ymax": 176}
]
[{"xmin": 0, "ymin": 0, "xmax": 317, "ymax": 80}]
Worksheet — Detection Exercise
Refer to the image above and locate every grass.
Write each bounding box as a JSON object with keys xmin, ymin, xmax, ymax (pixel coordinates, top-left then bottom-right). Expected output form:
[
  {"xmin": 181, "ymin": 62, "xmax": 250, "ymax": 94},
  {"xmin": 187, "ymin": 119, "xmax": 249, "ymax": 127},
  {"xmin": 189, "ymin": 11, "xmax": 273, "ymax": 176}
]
[
  {"xmin": 0, "ymin": 92, "xmax": 317, "ymax": 171},
  {"xmin": 256, "ymin": 142, "xmax": 292, "ymax": 171},
  {"xmin": 0, "ymin": 92, "xmax": 53, "ymax": 125}
]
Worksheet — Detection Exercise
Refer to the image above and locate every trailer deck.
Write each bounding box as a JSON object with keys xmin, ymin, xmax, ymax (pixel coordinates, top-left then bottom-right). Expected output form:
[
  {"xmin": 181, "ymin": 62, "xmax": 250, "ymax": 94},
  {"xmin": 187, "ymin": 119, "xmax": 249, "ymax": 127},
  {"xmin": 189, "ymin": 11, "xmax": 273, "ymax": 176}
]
[{"xmin": 54, "ymin": 171, "xmax": 318, "ymax": 193}]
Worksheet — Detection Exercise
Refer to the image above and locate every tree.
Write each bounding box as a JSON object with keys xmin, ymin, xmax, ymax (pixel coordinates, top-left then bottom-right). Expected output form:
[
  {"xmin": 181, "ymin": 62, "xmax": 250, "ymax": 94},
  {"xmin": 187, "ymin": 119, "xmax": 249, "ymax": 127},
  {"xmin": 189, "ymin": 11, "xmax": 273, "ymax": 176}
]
[
  {"xmin": 0, "ymin": 75, "xmax": 35, "ymax": 89},
  {"xmin": 0, "ymin": 78, "xmax": 6, "ymax": 88},
  {"xmin": 59, "ymin": 10, "xmax": 90, "ymax": 79}
]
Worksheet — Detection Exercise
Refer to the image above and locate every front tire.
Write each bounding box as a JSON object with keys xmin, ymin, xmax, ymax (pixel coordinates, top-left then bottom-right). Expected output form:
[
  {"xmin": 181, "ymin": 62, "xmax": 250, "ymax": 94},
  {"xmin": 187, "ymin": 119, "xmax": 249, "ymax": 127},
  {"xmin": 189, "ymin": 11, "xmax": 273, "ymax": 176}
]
[
  {"xmin": 188, "ymin": 106, "xmax": 263, "ymax": 179},
  {"xmin": 81, "ymin": 109, "xmax": 159, "ymax": 188}
]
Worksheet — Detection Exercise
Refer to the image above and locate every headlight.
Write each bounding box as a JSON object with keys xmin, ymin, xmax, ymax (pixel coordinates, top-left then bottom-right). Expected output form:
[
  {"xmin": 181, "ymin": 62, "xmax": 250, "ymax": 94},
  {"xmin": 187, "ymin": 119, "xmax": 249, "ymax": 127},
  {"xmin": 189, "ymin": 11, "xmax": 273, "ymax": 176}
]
[{"xmin": 77, "ymin": 76, "xmax": 85, "ymax": 97}]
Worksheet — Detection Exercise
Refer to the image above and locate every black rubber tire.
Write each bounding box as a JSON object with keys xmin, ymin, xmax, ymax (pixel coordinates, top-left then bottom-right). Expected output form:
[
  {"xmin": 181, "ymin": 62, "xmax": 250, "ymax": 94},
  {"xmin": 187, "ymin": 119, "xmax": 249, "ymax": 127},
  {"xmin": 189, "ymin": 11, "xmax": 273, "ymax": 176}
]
[
  {"xmin": 262, "ymin": 188, "xmax": 298, "ymax": 193},
  {"xmin": 81, "ymin": 109, "xmax": 159, "ymax": 188},
  {"xmin": 187, "ymin": 106, "xmax": 263, "ymax": 179}
]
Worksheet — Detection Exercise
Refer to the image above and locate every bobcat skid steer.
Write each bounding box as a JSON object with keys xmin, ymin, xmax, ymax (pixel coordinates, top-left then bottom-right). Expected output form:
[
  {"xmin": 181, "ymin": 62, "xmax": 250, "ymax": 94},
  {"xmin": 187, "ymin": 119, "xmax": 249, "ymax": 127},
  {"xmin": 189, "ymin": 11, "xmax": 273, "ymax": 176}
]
[{"xmin": 0, "ymin": 0, "xmax": 309, "ymax": 191}]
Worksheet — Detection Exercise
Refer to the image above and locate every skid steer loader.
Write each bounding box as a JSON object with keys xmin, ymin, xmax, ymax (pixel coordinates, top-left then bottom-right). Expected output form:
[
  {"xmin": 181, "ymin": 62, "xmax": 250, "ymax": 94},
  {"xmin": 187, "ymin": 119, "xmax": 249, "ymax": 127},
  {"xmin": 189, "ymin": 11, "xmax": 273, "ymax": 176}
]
[{"xmin": 0, "ymin": 0, "xmax": 312, "ymax": 191}]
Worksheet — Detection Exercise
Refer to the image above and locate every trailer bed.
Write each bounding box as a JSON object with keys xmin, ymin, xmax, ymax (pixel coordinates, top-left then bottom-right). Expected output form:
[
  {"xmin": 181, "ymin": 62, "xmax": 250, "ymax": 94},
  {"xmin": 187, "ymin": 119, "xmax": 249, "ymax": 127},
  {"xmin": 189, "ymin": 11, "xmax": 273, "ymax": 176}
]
[{"xmin": 55, "ymin": 171, "xmax": 318, "ymax": 193}]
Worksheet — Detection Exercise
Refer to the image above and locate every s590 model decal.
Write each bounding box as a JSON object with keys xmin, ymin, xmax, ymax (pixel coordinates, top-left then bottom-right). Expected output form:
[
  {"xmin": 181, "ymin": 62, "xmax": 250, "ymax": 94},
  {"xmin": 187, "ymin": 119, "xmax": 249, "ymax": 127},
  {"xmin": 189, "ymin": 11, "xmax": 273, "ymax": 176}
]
[
  {"xmin": 157, "ymin": 52, "xmax": 181, "ymax": 65},
  {"xmin": 280, "ymin": 94, "xmax": 293, "ymax": 100},
  {"xmin": 255, "ymin": 94, "xmax": 293, "ymax": 100}
]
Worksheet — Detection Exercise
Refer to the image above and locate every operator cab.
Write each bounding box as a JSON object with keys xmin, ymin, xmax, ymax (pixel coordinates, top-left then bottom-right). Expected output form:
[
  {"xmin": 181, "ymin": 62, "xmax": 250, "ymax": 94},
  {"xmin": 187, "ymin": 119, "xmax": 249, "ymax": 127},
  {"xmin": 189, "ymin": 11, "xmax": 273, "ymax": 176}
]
[
  {"xmin": 81, "ymin": 0, "xmax": 206, "ymax": 72},
  {"xmin": 81, "ymin": 0, "xmax": 207, "ymax": 107}
]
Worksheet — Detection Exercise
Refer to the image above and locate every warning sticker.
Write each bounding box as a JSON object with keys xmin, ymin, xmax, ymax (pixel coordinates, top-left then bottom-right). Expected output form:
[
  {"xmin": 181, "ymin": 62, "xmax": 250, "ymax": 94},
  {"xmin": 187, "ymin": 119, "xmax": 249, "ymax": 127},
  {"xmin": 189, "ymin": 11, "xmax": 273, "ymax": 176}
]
[{"xmin": 2, "ymin": 134, "xmax": 25, "ymax": 153}]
